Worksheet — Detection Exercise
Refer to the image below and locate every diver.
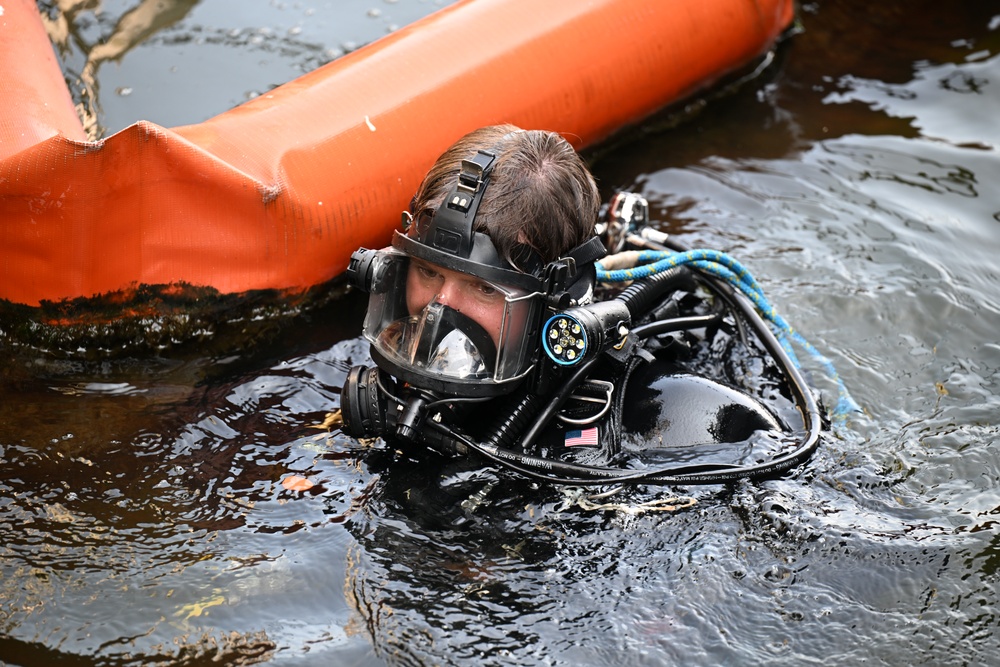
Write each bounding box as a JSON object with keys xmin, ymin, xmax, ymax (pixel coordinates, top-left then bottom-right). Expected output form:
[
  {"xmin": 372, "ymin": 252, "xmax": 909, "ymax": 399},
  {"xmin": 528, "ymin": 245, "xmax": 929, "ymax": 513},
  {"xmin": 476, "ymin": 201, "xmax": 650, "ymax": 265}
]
[{"xmin": 340, "ymin": 124, "xmax": 834, "ymax": 489}]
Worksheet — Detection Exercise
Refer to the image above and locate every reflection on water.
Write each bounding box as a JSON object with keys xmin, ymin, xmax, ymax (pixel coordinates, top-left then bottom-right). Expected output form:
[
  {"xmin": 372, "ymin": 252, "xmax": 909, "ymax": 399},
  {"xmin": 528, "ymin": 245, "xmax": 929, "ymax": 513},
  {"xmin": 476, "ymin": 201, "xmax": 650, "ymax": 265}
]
[
  {"xmin": 42, "ymin": 0, "xmax": 200, "ymax": 138},
  {"xmin": 4, "ymin": 0, "xmax": 1000, "ymax": 665},
  {"xmin": 37, "ymin": 0, "xmax": 457, "ymax": 138}
]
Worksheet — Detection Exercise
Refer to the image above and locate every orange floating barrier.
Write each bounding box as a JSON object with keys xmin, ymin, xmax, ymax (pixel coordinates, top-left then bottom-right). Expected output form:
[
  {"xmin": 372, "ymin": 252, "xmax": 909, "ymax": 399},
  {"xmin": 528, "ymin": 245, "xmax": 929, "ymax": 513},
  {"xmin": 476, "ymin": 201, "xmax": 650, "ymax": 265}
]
[{"xmin": 0, "ymin": 0, "xmax": 794, "ymax": 332}]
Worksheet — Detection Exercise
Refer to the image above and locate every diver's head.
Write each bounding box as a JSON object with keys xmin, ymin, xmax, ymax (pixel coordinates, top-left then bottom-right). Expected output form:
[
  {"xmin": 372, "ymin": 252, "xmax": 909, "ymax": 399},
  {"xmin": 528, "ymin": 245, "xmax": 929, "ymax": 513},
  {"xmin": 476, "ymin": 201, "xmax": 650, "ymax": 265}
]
[
  {"xmin": 349, "ymin": 125, "xmax": 603, "ymax": 403},
  {"xmin": 410, "ymin": 124, "xmax": 600, "ymax": 268}
]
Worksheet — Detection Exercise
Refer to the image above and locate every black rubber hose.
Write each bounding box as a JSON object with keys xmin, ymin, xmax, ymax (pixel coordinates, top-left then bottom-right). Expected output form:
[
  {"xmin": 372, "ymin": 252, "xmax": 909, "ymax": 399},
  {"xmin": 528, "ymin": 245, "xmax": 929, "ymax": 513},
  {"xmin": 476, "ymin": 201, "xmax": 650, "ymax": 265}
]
[
  {"xmin": 632, "ymin": 313, "xmax": 722, "ymax": 339},
  {"xmin": 615, "ymin": 265, "xmax": 688, "ymax": 318},
  {"xmin": 481, "ymin": 392, "xmax": 548, "ymax": 450}
]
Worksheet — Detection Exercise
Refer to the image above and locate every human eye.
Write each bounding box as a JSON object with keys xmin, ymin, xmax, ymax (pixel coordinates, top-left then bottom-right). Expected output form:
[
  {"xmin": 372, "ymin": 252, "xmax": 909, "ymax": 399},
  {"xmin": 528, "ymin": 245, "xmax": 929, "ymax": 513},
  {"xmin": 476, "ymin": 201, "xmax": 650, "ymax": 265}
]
[
  {"xmin": 477, "ymin": 282, "xmax": 497, "ymax": 297},
  {"xmin": 414, "ymin": 263, "xmax": 441, "ymax": 281},
  {"xmin": 472, "ymin": 280, "xmax": 500, "ymax": 300}
]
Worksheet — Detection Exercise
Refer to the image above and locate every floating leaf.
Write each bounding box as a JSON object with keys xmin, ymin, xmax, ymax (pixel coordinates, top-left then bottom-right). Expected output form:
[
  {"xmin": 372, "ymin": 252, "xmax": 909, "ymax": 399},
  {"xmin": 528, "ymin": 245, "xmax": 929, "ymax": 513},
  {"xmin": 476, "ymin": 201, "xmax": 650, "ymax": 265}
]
[
  {"xmin": 281, "ymin": 475, "xmax": 314, "ymax": 492},
  {"xmin": 310, "ymin": 410, "xmax": 343, "ymax": 430}
]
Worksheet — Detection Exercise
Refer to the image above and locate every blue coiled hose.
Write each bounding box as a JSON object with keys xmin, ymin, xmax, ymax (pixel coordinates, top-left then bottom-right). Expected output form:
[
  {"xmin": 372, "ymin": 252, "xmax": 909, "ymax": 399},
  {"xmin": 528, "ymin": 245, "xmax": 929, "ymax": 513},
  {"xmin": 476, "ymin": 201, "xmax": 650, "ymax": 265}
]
[{"xmin": 597, "ymin": 249, "xmax": 860, "ymax": 421}]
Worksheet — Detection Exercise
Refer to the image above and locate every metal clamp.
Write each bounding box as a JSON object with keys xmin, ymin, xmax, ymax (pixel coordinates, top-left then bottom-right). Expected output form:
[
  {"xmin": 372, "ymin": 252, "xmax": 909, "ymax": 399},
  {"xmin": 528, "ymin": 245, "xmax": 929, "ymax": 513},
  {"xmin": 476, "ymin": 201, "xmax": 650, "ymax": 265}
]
[{"xmin": 557, "ymin": 379, "xmax": 615, "ymax": 425}]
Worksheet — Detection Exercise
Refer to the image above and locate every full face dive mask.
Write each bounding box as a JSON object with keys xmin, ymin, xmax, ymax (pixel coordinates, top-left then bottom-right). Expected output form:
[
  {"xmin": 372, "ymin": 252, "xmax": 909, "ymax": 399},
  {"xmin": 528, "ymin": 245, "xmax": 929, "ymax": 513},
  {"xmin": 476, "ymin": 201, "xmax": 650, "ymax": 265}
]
[{"xmin": 341, "ymin": 149, "xmax": 606, "ymax": 442}]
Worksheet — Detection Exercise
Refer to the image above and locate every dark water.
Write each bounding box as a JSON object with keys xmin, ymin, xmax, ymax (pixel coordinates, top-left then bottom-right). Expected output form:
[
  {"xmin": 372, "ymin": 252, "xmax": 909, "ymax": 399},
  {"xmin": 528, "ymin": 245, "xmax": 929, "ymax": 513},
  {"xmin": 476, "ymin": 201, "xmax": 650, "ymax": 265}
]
[{"xmin": 4, "ymin": 1, "xmax": 1000, "ymax": 665}]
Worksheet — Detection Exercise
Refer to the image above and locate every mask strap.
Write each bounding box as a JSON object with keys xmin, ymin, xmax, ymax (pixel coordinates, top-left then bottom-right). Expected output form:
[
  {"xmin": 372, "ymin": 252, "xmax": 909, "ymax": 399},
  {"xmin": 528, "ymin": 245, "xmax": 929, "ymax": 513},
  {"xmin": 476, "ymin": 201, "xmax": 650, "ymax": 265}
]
[
  {"xmin": 420, "ymin": 150, "xmax": 496, "ymax": 258},
  {"xmin": 541, "ymin": 235, "xmax": 608, "ymax": 303}
]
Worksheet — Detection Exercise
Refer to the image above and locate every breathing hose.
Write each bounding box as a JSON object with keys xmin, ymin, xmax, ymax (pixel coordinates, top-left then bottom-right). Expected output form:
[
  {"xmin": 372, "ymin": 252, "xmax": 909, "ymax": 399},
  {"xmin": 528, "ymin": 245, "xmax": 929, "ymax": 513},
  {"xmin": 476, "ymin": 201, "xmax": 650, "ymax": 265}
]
[{"xmin": 615, "ymin": 265, "xmax": 688, "ymax": 315}]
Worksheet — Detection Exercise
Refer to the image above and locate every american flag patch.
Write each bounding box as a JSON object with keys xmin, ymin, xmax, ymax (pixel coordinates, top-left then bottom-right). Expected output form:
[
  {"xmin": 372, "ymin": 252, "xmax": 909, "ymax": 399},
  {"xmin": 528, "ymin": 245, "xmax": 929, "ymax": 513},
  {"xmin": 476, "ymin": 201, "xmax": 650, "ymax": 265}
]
[{"xmin": 564, "ymin": 427, "xmax": 599, "ymax": 447}]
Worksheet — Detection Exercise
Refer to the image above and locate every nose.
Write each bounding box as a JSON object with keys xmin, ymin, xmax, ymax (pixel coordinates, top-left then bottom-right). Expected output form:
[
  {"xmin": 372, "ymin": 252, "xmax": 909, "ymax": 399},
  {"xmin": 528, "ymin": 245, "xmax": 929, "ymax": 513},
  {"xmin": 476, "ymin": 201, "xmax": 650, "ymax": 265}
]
[{"xmin": 433, "ymin": 279, "xmax": 462, "ymax": 311}]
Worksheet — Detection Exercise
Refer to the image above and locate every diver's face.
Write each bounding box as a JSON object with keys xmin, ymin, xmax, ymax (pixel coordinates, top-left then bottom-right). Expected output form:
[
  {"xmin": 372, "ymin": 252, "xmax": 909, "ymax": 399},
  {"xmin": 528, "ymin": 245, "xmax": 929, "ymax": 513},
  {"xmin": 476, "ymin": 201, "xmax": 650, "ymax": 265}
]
[{"xmin": 405, "ymin": 259, "xmax": 508, "ymax": 346}]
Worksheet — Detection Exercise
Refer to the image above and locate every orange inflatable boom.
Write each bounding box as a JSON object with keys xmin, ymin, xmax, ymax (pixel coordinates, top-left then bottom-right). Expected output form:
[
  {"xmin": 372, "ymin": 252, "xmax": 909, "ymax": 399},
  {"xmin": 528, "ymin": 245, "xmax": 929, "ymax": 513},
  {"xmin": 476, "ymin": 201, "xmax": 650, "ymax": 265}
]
[{"xmin": 0, "ymin": 0, "xmax": 794, "ymax": 318}]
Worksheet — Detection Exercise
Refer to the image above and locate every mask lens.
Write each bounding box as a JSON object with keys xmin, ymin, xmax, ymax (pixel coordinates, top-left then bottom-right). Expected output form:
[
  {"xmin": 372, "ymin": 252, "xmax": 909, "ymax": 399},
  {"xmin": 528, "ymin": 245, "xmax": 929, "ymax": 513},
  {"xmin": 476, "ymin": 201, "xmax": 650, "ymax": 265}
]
[
  {"xmin": 375, "ymin": 301, "xmax": 497, "ymax": 380},
  {"xmin": 360, "ymin": 250, "xmax": 542, "ymax": 396}
]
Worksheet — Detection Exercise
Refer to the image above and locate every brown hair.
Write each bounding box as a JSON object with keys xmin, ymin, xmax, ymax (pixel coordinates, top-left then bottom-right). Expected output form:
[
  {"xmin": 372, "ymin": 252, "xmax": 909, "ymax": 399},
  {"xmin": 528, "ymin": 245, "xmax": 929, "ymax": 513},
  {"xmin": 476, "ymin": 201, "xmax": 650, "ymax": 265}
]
[{"xmin": 410, "ymin": 124, "xmax": 599, "ymax": 268}]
